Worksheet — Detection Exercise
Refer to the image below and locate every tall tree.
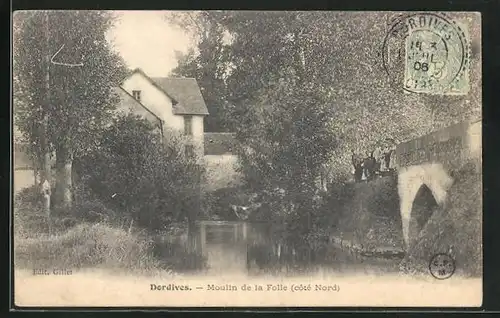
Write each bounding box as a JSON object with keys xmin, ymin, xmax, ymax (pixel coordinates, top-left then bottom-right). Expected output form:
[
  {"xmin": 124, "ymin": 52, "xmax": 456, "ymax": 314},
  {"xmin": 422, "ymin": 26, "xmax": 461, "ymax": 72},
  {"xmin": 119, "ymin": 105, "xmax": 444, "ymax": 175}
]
[
  {"xmin": 167, "ymin": 11, "xmax": 234, "ymax": 132},
  {"xmin": 13, "ymin": 10, "xmax": 127, "ymax": 210}
]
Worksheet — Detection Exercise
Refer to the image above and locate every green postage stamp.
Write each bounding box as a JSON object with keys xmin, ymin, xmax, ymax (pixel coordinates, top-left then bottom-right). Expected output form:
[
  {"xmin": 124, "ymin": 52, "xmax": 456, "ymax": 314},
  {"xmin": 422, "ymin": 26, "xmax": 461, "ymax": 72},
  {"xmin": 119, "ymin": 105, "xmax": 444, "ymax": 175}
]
[{"xmin": 403, "ymin": 13, "xmax": 470, "ymax": 95}]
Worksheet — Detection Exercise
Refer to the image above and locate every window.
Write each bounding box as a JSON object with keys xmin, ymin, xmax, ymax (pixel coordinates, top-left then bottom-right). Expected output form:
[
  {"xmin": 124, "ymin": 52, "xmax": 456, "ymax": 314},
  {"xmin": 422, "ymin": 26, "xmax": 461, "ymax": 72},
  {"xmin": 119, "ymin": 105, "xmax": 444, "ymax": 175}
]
[
  {"xmin": 184, "ymin": 116, "xmax": 193, "ymax": 136},
  {"xmin": 185, "ymin": 145, "xmax": 195, "ymax": 158},
  {"xmin": 132, "ymin": 90, "xmax": 141, "ymax": 102}
]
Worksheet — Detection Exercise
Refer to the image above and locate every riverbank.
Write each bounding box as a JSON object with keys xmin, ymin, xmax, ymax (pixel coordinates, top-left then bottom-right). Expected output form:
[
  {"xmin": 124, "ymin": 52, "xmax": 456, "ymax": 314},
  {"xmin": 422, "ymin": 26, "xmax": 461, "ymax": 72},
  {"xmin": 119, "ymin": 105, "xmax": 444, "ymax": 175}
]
[
  {"xmin": 330, "ymin": 176, "xmax": 405, "ymax": 253},
  {"xmin": 329, "ymin": 235, "xmax": 405, "ymax": 258},
  {"xmin": 14, "ymin": 268, "xmax": 481, "ymax": 307}
]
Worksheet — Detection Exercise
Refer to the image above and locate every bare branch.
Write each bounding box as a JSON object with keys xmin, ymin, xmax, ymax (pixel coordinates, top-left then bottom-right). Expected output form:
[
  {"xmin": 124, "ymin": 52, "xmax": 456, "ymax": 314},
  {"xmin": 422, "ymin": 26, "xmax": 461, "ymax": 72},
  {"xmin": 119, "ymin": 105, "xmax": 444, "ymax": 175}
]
[{"xmin": 50, "ymin": 44, "xmax": 84, "ymax": 67}]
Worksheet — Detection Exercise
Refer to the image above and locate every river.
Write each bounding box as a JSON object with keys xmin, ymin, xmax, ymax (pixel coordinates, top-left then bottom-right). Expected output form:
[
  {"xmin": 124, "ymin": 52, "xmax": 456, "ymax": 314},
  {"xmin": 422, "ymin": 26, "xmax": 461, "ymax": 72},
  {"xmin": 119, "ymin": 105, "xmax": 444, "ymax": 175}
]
[{"xmin": 155, "ymin": 220, "xmax": 403, "ymax": 277}]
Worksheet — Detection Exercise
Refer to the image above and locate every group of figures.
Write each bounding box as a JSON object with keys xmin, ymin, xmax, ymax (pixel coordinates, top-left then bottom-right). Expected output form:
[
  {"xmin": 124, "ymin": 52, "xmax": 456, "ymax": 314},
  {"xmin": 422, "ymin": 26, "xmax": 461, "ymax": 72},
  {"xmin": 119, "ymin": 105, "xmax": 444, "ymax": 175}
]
[{"xmin": 351, "ymin": 143, "xmax": 396, "ymax": 183}]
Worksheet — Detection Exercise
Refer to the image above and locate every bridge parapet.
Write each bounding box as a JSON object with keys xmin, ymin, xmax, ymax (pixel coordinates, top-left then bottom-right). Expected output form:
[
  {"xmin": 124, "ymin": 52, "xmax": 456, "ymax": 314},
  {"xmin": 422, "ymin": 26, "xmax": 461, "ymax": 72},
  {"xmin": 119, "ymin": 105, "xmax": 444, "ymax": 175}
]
[{"xmin": 395, "ymin": 119, "xmax": 481, "ymax": 172}]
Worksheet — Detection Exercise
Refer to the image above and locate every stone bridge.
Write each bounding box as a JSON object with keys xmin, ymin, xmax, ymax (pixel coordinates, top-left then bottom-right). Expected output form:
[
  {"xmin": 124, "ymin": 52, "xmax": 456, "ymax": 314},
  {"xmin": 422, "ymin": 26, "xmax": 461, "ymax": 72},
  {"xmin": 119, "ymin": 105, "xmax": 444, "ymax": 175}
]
[{"xmin": 394, "ymin": 119, "xmax": 481, "ymax": 249}]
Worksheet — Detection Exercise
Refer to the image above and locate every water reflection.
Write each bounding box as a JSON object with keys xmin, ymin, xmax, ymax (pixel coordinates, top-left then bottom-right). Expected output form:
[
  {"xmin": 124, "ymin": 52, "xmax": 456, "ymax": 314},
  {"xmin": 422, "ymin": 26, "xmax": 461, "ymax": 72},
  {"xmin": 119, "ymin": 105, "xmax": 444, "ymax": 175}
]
[{"xmin": 161, "ymin": 221, "xmax": 403, "ymax": 276}]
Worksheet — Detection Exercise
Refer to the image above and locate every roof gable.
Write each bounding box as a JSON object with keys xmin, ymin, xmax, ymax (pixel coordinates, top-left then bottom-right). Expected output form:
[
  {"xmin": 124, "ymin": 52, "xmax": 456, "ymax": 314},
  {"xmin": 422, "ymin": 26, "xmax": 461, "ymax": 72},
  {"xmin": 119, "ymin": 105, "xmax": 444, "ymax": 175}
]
[
  {"xmin": 122, "ymin": 68, "xmax": 179, "ymax": 105},
  {"xmin": 151, "ymin": 77, "xmax": 209, "ymax": 116}
]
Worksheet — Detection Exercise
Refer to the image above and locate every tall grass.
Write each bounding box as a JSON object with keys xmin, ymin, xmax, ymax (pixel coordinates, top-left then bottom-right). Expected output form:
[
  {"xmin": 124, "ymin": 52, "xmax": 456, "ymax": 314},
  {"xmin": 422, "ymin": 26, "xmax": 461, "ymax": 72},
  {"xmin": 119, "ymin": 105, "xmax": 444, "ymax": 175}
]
[{"xmin": 14, "ymin": 223, "xmax": 161, "ymax": 272}]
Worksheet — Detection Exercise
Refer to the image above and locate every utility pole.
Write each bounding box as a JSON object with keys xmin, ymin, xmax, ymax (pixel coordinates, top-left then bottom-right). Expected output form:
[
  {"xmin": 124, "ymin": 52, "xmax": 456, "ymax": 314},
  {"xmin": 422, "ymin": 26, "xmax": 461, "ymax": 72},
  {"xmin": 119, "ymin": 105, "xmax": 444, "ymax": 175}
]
[{"xmin": 41, "ymin": 11, "xmax": 52, "ymax": 233}]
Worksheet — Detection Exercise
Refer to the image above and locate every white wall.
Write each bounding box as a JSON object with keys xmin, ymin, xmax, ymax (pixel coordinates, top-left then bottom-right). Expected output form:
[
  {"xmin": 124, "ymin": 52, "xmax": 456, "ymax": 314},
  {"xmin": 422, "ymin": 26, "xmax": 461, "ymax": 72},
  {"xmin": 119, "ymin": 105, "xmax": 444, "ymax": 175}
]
[{"xmin": 121, "ymin": 73, "xmax": 182, "ymax": 131}]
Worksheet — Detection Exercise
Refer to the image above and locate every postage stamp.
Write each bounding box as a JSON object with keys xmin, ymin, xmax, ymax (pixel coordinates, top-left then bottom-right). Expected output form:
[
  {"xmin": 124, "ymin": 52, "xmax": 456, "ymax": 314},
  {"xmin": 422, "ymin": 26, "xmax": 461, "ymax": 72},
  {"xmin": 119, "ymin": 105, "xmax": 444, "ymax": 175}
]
[{"xmin": 382, "ymin": 12, "xmax": 471, "ymax": 95}]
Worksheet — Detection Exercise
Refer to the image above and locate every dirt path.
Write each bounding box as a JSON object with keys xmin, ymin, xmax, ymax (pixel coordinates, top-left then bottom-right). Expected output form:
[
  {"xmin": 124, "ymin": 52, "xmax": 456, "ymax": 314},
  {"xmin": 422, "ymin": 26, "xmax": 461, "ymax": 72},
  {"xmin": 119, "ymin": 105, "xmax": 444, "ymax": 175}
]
[{"xmin": 14, "ymin": 268, "xmax": 481, "ymax": 307}]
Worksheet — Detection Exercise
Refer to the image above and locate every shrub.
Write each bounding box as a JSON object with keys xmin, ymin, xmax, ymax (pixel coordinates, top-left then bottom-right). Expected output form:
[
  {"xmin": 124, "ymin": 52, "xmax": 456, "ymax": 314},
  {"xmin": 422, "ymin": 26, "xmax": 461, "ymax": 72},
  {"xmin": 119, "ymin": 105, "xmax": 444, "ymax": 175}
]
[
  {"xmin": 14, "ymin": 185, "xmax": 49, "ymax": 238},
  {"xmin": 14, "ymin": 184, "xmax": 114, "ymax": 238},
  {"xmin": 15, "ymin": 185, "xmax": 43, "ymax": 207},
  {"xmin": 73, "ymin": 115, "xmax": 206, "ymax": 232},
  {"xmin": 328, "ymin": 174, "xmax": 403, "ymax": 249},
  {"xmin": 204, "ymin": 186, "xmax": 255, "ymax": 220},
  {"xmin": 68, "ymin": 183, "xmax": 116, "ymax": 222}
]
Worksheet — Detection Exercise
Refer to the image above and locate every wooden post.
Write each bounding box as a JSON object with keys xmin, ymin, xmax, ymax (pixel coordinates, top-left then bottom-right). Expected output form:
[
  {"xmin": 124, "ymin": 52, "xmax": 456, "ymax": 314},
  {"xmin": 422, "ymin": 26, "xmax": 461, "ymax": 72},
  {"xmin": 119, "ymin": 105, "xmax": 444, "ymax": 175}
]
[
  {"xmin": 233, "ymin": 223, "xmax": 238, "ymax": 242},
  {"xmin": 242, "ymin": 222, "xmax": 247, "ymax": 241}
]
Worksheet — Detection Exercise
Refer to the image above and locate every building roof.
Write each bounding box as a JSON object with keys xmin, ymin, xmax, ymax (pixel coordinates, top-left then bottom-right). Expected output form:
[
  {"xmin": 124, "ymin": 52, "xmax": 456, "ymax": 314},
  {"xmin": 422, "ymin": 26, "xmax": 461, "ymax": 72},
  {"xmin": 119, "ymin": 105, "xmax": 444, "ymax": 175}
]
[
  {"xmin": 151, "ymin": 77, "xmax": 210, "ymax": 116},
  {"xmin": 204, "ymin": 132, "xmax": 237, "ymax": 155},
  {"xmin": 122, "ymin": 68, "xmax": 209, "ymax": 116}
]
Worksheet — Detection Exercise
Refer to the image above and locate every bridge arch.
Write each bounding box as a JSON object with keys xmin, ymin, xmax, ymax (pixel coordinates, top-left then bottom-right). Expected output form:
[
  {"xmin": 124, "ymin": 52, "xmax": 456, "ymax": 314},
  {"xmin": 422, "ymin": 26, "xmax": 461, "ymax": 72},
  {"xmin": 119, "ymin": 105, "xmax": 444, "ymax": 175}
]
[{"xmin": 397, "ymin": 163, "xmax": 454, "ymax": 248}]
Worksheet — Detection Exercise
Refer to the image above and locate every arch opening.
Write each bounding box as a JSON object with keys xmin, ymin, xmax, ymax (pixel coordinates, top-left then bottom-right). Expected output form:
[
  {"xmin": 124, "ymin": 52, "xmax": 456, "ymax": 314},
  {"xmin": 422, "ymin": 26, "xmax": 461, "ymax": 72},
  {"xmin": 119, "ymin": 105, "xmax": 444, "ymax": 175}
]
[{"xmin": 408, "ymin": 184, "xmax": 439, "ymax": 247}]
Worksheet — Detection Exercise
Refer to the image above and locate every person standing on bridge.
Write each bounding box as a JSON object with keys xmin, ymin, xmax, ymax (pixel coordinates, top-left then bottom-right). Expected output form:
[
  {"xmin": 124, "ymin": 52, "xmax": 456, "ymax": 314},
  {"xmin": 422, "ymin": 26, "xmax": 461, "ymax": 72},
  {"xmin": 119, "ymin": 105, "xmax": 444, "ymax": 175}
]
[
  {"xmin": 384, "ymin": 148, "xmax": 393, "ymax": 171},
  {"xmin": 383, "ymin": 138, "xmax": 397, "ymax": 172},
  {"xmin": 380, "ymin": 146, "xmax": 388, "ymax": 172},
  {"xmin": 351, "ymin": 150, "xmax": 363, "ymax": 182},
  {"xmin": 372, "ymin": 145, "xmax": 383, "ymax": 174},
  {"xmin": 362, "ymin": 151, "xmax": 375, "ymax": 181}
]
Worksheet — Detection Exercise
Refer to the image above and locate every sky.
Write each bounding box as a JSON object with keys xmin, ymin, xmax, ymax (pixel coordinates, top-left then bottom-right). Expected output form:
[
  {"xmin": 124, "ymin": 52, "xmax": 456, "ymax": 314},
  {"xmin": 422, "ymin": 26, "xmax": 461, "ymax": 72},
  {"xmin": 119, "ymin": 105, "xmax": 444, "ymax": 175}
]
[{"xmin": 106, "ymin": 11, "xmax": 192, "ymax": 77}]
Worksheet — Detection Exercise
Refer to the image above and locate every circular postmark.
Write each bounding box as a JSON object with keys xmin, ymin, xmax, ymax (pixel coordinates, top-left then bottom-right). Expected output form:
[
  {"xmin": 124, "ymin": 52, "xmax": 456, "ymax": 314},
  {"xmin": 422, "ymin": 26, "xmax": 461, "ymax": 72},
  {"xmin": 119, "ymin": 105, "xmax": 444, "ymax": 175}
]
[
  {"xmin": 382, "ymin": 12, "xmax": 470, "ymax": 95},
  {"xmin": 428, "ymin": 253, "xmax": 456, "ymax": 280}
]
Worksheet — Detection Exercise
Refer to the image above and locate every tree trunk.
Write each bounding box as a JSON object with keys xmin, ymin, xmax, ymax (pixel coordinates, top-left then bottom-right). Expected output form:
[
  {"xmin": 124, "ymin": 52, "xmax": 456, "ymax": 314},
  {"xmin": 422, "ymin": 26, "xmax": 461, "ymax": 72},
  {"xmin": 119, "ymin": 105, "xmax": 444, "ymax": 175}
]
[
  {"xmin": 54, "ymin": 143, "xmax": 73, "ymax": 210},
  {"xmin": 41, "ymin": 11, "xmax": 52, "ymax": 230},
  {"xmin": 32, "ymin": 159, "xmax": 40, "ymax": 189}
]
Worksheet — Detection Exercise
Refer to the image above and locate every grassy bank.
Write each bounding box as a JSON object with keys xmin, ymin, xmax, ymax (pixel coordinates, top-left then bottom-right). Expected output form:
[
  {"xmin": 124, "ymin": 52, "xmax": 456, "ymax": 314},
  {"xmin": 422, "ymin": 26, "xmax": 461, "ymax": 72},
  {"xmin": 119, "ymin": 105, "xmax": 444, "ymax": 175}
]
[
  {"xmin": 13, "ymin": 186, "xmax": 206, "ymax": 274},
  {"xmin": 14, "ymin": 223, "xmax": 161, "ymax": 273},
  {"xmin": 331, "ymin": 175, "xmax": 404, "ymax": 252},
  {"xmin": 14, "ymin": 220, "xmax": 209, "ymax": 274}
]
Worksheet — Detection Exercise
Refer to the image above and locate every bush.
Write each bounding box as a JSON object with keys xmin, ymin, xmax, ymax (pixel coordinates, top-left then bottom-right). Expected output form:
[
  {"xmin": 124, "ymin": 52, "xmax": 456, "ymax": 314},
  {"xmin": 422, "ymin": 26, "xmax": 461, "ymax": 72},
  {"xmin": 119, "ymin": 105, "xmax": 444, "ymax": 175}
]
[
  {"xmin": 14, "ymin": 184, "xmax": 115, "ymax": 238},
  {"xmin": 15, "ymin": 185, "xmax": 43, "ymax": 207},
  {"xmin": 14, "ymin": 223, "xmax": 160, "ymax": 271},
  {"xmin": 71, "ymin": 189, "xmax": 118, "ymax": 224},
  {"xmin": 14, "ymin": 190, "xmax": 207, "ymax": 273},
  {"xmin": 14, "ymin": 185, "xmax": 49, "ymax": 238},
  {"xmin": 328, "ymin": 174, "xmax": 403, "ymax": 249},
  {"xmin": 204, "ymin": 186, "xmax": 255, "ymax": 220},
  {"xmin": 73, "ymin": 115, "xmax": 205, "ymax": 232}
]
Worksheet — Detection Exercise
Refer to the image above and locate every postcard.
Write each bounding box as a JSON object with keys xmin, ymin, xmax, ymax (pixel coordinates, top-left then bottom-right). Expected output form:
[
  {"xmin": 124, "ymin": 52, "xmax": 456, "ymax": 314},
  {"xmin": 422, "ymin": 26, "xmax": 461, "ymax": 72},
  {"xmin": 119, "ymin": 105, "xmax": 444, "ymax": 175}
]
[{"xmin": 12, "ymin": 10, "xmax": 482, "ymax": 307}]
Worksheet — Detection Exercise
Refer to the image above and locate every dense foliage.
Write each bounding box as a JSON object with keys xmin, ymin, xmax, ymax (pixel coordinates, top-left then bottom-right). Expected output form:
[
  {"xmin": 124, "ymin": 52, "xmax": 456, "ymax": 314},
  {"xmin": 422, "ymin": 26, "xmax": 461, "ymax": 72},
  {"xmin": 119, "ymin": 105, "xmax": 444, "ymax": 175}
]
[
  {"xmin": 73, "ymin": 115, "xmax": 205, "ymax": 232},
  {"xmin": 169, "ymin": 11, "xmax": 481, "ymax": 178}
]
